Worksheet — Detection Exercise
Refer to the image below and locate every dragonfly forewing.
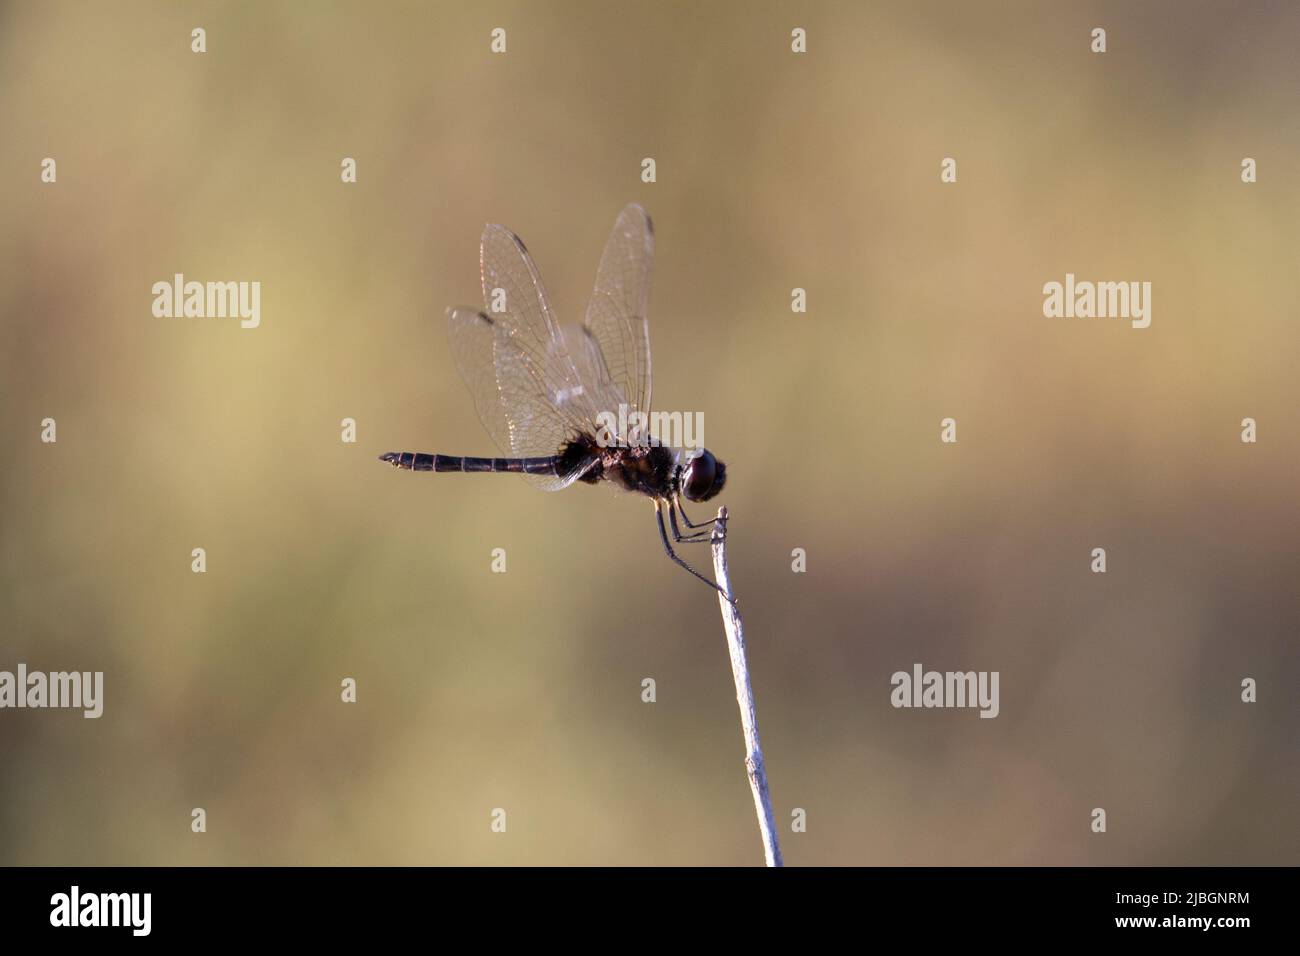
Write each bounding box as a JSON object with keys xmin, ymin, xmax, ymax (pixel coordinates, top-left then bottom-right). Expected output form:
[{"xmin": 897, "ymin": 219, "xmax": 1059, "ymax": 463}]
[{"xmin": 583, "ymin": 203, "xmax": 654, "ymax": 426}]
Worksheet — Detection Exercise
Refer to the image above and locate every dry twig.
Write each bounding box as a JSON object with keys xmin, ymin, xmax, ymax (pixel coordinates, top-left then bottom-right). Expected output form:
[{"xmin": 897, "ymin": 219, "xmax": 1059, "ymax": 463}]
[{"xmin": 710, "ymin": 507, "xmax": 783, "ymax": 867}]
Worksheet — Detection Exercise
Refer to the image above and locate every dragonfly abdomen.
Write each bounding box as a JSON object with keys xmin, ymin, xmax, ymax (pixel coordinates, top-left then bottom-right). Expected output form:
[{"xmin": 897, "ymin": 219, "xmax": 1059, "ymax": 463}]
[{"xmin": 379, "ymin": 451, "xmax": 558, "ymax": 475}]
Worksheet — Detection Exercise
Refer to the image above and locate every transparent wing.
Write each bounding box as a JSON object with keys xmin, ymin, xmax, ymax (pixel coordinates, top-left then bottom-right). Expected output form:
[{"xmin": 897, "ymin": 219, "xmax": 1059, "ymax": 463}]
[
  {"xmin": 446, "ymin": 307, "xmax": 598, "ymax": 492},
  {"xmin": 478, "ymin": 219, "xmax": 605, "ymax": 431},
  {"xmin": 479, "ymin": 223, "xmax": 563, "ymax": 367},
  {"xmin": 582, "ymin": 204, "xmax": 654, "ymax": 433}
]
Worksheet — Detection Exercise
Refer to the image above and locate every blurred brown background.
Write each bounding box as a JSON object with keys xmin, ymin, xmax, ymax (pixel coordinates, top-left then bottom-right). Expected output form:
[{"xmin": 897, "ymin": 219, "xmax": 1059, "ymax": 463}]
[{"xmin": 1, "ymin": 1, "xmax": 1296, "ymax": 865}]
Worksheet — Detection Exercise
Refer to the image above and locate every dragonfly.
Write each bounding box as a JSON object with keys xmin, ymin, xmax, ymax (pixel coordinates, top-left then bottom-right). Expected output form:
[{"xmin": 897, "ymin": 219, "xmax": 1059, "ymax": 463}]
[{"xmin": 380, "ymin": 204, "xmax": 731, "ymax": 598}]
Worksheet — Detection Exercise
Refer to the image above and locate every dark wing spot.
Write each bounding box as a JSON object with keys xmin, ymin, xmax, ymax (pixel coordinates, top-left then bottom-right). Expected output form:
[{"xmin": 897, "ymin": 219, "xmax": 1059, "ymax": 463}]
[{"xmin": 476, "ymin": 311, "xmax": 495, "ymax": 326}]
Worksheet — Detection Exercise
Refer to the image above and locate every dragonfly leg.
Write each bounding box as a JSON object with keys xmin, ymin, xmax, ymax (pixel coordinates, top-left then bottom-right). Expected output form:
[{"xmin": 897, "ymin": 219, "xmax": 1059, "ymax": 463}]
[
  {"xmin": 668, "ymin": 499, "xmax": 714, "ymax": 544},
  {"xmin": 673, "ymin": 495, "xmax": 722, "ymax": 533},
  {"xmin": 655, "ymin": 501, "xmax": 736, "ymax": 604}
]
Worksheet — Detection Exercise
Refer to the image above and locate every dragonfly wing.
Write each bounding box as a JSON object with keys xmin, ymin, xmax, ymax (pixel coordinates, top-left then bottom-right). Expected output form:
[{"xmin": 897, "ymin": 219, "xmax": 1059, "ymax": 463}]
[
  {"xmin": 443, "ymin": 217, "xmax": 639, "ymax": 492},
  {"xmin": 479, "ymin": 223, "xmax": 562, "ymax": 356},
  {"xmin": 478, "ymin": 222, "xmax": 601, "ymax": 422},
  {"xmin": 445, "ymin": 306, "xmax": 597, "ymax": 492},
  {"xmin": 582, "ymin": 204, "xmax": 654, "ymax": 434}
]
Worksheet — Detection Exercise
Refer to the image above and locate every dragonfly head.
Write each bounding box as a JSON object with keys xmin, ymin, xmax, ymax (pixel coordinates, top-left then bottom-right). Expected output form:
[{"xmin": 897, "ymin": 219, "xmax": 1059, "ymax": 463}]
[{"xmin": 680, "ymin": 448, "xmax": 726, "ymax": 502}]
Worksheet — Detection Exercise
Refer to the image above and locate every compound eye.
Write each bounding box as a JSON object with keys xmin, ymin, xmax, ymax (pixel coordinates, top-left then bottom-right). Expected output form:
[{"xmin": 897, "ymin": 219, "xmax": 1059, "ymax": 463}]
[{"xmin": 683, "ymin": 451, "xmax": 717, "ymax": 501}]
